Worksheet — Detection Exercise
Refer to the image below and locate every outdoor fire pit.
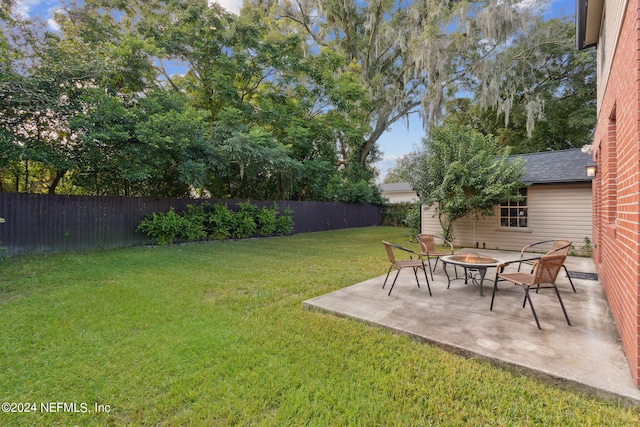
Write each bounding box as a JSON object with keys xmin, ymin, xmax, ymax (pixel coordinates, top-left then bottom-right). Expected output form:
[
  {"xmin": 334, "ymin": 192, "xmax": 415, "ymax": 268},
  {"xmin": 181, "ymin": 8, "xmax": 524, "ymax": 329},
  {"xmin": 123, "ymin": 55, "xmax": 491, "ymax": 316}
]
[
  {"xmin": 449, "ymin": 253, "xmax": 501, "ymax": 264},
  {"xmin": 440, "ymin": 253, "xmax": 503, "ymax": 296}
]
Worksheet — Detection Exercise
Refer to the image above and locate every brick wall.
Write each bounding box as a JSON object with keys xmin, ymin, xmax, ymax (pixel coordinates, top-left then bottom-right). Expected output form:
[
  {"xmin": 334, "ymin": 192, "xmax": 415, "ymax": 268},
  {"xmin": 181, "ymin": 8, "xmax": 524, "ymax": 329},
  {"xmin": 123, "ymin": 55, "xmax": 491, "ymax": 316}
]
[{"xmin": 592, "ymin": 0, "xmax": 640, "ymax": 387}]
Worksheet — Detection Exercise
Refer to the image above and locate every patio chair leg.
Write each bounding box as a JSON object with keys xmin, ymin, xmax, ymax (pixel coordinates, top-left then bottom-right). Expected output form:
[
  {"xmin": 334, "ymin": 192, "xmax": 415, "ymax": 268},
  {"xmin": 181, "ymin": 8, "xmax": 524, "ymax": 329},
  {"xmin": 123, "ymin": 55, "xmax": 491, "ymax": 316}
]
[
  {"xmin": 490, "ymin": 275, "xmax": 499, "ymax": 311},
  {"xmin": 422, "ymin": 264, "xmax": 432, "ymax": 296},
  {"xmin": 524, "ymin": 287, "xmax": 542, "ymax": 330},
  {"xmin": 427, "ymin": 258, "xmax": 435, "ymax": 281},
  {"xmin": 553, "ymin": 284, "xmax": 572, "ymax": 326},
  {"xmin": 563, "ymin": 265, "xmax": 576, "ymax": 292},
  {"xmin": 382, "ymin": 265, "xmax": 394, "ymax": 289},
  {"xmin": 412, "ymin": 267, "xmax": 421, "ymax": 289},
  {"xmin": 387, "ymin": 270, "xmax": 401, "ymax": 296}
]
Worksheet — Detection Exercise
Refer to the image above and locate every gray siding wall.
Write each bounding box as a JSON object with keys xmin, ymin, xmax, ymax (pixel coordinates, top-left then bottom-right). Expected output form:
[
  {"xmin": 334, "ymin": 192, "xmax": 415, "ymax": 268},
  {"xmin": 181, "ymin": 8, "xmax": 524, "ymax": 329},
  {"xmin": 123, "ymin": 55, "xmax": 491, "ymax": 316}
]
[{"xmin": 421, "ymin": 183, "xmax": 593, "ymax": 252}]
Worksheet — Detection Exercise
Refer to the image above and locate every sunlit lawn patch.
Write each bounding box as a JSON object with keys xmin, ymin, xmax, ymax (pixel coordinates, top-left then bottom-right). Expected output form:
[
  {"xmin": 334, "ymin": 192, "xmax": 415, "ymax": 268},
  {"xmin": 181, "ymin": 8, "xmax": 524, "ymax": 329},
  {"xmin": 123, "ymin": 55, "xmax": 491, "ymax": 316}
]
[{"xmin": 0, "ymin": 227, "xmax": 637, "ymax": 425}]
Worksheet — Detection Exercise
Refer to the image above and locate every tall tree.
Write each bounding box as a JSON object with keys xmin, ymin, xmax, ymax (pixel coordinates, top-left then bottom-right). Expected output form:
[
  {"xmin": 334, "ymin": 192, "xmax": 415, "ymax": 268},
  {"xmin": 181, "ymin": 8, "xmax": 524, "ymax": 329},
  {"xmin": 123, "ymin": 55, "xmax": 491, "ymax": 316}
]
[
  {"xmin": 0, "ymin": 1, "xmax": 159, "ymax": 194},
  {"xmin": 407, "ymin": 123, "xmax": 525, "ymax": 241},
  {"xmin": 270, "ymin": 0, "xmax": 539, "ymax": 173},
  {"xmin": 448, "ymin": 18, "xmax": 597, "ymax": 152}
]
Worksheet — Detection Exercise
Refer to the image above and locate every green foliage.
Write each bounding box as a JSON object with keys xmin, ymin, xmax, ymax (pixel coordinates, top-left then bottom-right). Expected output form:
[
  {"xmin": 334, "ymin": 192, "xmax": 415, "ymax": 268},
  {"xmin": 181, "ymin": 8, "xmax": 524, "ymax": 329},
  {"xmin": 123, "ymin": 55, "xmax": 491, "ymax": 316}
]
[
  {"xmin": 180, "ymin": 204, "xmax": 208, "ymax": 241},
  {"xmin": 408, "ymin": 123, "xmax": 525, "ymax": 240},
  {"xmin": 204, "ymin": 203, "xmax": 234, "ymax": 240},
  {"xmin": 447, "ymin": 19, "xmax": 596, "ymax": 152},
  {"xmin": 403, "ymin": 204, "xmax": 422, "ymax": 241},
  {"xmin": 382, "ymin": 203, "xmax": 415, "ymax": 227},
  {"xmin": 0, "ymin": 1, "xmax": 380, "ymax": 201},
  {"xmin": 136, "ymin": 208, "xmax": 185, "ymax": 245},
  {"xmin": 232, "ymin": 202, "xmax": 258, "ymax": 239},
  {"xmin": 137, "ymin": 202, "xmax": 295, "ymax": 245},
  {"xmin": 2, "ymin": 2, "xmax": 579, "ymax": 201},
  {"xmin": 383, "ymin": 155, "xmax": 413, "ymax": 184},
  {"xmin": 275, "ymin": 206, "xmax": 295, "ymax": 236},
  {"xmin": 256, "ymin": 204, "xmax": 279, "ymax": 237},
  {"xmin": 571, "ymin": 237, "xmax": 593, "ymax": 258},
  {"xmin": 327, "ymin": 175, "xmax": 384, "ymax": 204}
]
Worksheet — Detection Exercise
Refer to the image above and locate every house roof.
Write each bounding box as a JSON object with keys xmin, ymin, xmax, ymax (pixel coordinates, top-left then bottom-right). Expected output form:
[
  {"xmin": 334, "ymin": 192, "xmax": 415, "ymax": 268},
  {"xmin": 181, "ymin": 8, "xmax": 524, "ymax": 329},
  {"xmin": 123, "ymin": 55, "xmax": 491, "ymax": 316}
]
[
  {"xmin": 511, "ymin": 149, "xmax": 595, "ymax": 184},
  {"xmin": 379, "ymin": 182, "xmax": 415, "ymax": 193}
]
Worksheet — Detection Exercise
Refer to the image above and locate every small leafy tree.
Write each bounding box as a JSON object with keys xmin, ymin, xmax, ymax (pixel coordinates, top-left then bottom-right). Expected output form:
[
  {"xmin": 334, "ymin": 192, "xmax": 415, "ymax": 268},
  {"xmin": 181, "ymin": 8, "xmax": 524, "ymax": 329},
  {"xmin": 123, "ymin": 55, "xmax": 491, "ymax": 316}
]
[{"xmin": 408, "ymin": 124, "xmax": 525, "ymax": 241}]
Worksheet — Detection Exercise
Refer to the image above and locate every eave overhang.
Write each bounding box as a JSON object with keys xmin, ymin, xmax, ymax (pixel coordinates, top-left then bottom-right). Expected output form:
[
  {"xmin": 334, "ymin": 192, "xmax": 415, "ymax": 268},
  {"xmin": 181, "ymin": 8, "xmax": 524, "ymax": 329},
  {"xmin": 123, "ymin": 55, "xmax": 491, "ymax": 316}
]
[{"xmin": 577, "ymin": 0, "xmax": 605, "ymax": 50}]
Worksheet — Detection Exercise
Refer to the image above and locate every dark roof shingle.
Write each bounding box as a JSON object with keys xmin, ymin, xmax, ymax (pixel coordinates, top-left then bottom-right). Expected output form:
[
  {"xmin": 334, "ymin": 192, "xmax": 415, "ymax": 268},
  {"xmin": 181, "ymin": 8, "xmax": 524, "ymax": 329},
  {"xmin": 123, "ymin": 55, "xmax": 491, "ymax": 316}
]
[{"xmin": 510, "ymin": 149, "xmax": 595, "ymax": 184}]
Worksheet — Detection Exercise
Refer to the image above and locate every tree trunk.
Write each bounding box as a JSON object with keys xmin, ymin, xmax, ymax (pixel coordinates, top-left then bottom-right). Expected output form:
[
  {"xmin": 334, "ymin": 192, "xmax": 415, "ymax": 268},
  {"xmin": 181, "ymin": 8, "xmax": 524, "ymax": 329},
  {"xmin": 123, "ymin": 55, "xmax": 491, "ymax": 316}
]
[{"xmin": 47, "ymin": 170, "xmax": 67, "ymax": 194}]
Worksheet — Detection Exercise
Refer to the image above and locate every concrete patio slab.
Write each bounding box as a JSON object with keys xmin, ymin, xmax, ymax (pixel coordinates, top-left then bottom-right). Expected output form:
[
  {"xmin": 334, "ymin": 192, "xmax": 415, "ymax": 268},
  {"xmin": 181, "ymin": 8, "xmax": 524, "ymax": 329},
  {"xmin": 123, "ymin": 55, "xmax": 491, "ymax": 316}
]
[{"xmin": 303, "ymin": 250, "xmax": 640, "ymax": 407}]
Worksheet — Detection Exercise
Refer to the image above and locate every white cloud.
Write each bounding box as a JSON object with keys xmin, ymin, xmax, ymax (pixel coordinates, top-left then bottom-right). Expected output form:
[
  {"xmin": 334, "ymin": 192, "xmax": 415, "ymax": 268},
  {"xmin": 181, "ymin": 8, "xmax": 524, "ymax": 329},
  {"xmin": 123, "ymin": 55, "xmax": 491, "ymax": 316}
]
[
  {"xmin": 14, "ymin": 0, "xmax": 43, "ymax": 19},
  {"xmin": 14, "ymin": 1, "xmax": 62, "ymax": 32},
  {"xmin": 47, "ymin": 16, "xmax": 60, "ymax": 32},
  {"xmin": 209, "ymin": 0, "xmax": 243, "ymax": 15}
]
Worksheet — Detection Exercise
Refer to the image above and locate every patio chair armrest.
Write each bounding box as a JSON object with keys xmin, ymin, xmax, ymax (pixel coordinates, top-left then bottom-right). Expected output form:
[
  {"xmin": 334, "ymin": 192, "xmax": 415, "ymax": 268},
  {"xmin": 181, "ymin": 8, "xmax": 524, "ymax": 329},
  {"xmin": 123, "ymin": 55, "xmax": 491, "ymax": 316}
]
[
  {"xmin": 436, "ymin": 236, "xmax": 455, "ymax": 251},
  {"xmin": 416, "ymin": 234, "xmax": 455, "ymax": 253},
  {"xmin": 388, "ymin": 242, "xmax": 422, "ymax": 257},
  {"xmin": 496, "ymin": 259, "xmax": 524, "ymax": 272},
  {"xmin": 519, "ymin": 240, "xmax": 554, "ymax": 257}
]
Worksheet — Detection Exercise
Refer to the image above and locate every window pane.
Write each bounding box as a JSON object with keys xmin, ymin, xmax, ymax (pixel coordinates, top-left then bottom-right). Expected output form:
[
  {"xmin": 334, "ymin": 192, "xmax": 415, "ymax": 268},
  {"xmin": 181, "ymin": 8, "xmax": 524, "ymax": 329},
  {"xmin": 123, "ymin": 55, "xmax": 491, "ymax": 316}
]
[{"xmin": 500, "ymin": 188, "xmax": 528, "ymax": 228}]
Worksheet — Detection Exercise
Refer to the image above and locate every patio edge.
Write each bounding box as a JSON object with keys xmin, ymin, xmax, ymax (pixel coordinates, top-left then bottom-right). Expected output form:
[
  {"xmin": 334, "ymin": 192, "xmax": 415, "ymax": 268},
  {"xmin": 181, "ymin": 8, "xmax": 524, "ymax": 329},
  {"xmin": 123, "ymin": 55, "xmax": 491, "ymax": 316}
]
[{"xmin": 302, "ymin": 300, "xmax": 640, "ymax": 409}]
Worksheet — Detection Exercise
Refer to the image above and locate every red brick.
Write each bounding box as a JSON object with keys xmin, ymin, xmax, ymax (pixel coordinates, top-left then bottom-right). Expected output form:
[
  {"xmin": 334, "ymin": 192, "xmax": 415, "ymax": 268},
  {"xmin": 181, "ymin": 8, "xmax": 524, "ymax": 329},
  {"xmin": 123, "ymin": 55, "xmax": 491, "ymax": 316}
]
[{"xmin": 592, "ymin": 0, "xmax": 640, "ymax": 387}]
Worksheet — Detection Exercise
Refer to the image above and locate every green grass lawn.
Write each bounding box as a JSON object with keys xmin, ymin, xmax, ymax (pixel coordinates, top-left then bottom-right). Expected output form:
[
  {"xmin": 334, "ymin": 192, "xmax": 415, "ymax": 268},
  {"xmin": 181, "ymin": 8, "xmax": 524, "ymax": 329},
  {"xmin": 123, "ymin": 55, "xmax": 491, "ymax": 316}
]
[{"xmin": 0, "ymin": 226, "xmax": 637, "ymax": 426}]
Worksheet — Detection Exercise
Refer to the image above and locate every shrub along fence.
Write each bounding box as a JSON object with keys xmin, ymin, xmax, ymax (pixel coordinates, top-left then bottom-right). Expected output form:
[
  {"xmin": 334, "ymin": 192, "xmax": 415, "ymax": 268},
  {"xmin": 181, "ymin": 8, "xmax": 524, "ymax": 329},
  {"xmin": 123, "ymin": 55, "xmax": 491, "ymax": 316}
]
[
  {"xmin": 0, "ymin": 192, "xmax": 381, "ymax": 256},
  {"xmin": 381, "ymin": 202, "xmax": 417, "ymax": 227}
]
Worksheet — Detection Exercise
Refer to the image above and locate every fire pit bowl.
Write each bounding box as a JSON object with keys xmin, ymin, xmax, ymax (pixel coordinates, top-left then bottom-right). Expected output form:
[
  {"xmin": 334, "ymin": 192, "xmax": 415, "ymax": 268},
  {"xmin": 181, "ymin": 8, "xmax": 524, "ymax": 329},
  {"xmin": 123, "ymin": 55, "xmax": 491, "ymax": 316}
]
[
  {"xmin": 449, "ymin": 253, "xmax": 499, "ymax": 265},
  {"xmin": 440, "ymin": 253, "xmax": 503, "ymax": 296}
]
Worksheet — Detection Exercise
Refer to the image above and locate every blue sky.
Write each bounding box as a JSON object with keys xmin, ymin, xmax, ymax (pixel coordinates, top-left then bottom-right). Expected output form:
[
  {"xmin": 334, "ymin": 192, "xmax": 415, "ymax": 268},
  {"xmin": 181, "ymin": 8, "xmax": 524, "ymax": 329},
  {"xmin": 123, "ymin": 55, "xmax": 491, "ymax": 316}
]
[{"xmin": 16, "ymin": 0, "xmax": 574, "ymax": 181}]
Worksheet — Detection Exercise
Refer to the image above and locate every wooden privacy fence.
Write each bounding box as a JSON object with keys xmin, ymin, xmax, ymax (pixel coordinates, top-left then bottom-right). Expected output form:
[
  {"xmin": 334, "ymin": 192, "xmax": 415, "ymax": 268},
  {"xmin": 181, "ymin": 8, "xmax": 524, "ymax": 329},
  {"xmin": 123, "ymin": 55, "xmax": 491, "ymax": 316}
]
[{"xmin": 0, "ymin": 193, "xmax": 382, "ymax": 256}]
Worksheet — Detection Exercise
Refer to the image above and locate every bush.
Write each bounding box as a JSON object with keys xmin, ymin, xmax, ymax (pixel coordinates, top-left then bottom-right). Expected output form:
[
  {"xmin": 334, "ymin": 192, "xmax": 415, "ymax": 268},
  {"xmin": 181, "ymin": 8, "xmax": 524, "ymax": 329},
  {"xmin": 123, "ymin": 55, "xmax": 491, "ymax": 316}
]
[
  {"xmin": 403, "ymin": 204, "xmax": 421, "ymax": 241},
  {"xmin": 136, "ymin": 208, "xmax": 184, "ymax": 245},
  {"xmin": 137, "ymin": 202, "xmax": 295, "ymax": 244},
  {"xmin": 205, "ymin": 203, "xmax": 234, "ymax": 240},
  {"xmin": 181, "ymin": 204, "xmax": 207, "ymax": 241},
  {"xmin": 256, "ymin": 204, "xmax": 279, "ymax": 236},
  {"xmin": 382, "ymin": 203, "xmax": 414, "ymax": 227},
  {"xmin": 231, "ymin": 202, "xmax": 258, "ymax": 239},
  {"xmin": 275, "ymin": 206, "xmax": 294, "ymax": 235}
]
